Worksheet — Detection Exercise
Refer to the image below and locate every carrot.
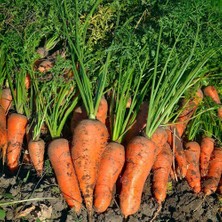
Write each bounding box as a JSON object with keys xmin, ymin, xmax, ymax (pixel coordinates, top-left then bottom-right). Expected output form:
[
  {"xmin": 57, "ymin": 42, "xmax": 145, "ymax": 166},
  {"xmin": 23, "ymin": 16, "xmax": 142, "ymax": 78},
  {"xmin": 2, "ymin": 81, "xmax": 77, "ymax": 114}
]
[
  {"xmin": 184, "ymin": 141, "xmax": 201, "ymax": 193},
  {"xmin": 0, "ymin": 106, "xmax": 7, "ymax": 163},
  {"xmin": 96, "ymin": 97, "xmax": 108, "ymax": 125},
  {"xmin": 25, "ymin": 74, "xmax": 31, "ymax": 90},
  {"xmin": 94, "ymin": 142, "xmax": 125, "ymax": 213},
  {"xmin": 151, "ymin": 126, "xmax": 168, "ymax": 155},
  {"xmin": 70, "ymin": 105, "xmax": 87, "ymax": 133},
  {"xmin": 28, "ymin": 138, "xmax": 45, "ymax": 176},
  {"xmin": 120, "ymin": 136, "xmax": 157, "ymax": 218},
  {"xmin": 71, "ymin": 119, "xmax": 109, "ymax": 217},
  {"xmin": 123, "ymin": 102, "xmax": 148, "ymax": 144},
  {"xmin": 218, "ymin": 106, "xmax": 222, "ymax": 119},
  {"xmin": 203, "ymin": 148, "xmax": 222, "ymax": 195},
  {"xmin": 7, "ymin": 113, "xmax": 28, "ymax": 172},
  {"xmin": 0, "ymin": 88, "xmax": 12, "ymax": 114},
  {"xmin": 48, "ymin": 138, "xmax": 82, "ymax": 213},
  {"xmin": 200, "ymin": 137, "xmax": 214, "ymax": 177},
  {"xmin": 203, "ymin": 86, "xmax": 221, "ymax": 104},
  {"xmin": 176, "ymin": 89, "xmax": 203, "ymax": 137},
  {"xmin": 152, "ymin": 142, "xmax": 173, "ymax": 204}
]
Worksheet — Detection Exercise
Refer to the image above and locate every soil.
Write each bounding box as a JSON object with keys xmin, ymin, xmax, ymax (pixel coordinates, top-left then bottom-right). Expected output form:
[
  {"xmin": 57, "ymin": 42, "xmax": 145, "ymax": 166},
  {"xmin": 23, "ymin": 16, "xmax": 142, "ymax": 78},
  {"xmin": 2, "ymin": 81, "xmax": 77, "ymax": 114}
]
[{"xmin": 0, "ymin": 163, "xmax": 221, "ymax": 222}]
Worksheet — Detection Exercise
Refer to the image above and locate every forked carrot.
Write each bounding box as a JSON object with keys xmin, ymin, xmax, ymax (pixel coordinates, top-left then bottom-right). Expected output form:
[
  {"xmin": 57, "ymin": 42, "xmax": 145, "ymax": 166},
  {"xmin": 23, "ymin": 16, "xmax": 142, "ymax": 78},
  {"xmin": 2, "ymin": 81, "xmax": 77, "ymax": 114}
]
[
  {"xmin": 203, "ymin": 148, "xmax": 222, "ymax": 195},
  {"xmin": 48, "ymin": 138, "xmax": 82, "ymax": 213},
  {"xmin": 7, "ymin": 113, "xmax": 28, "ymax": 172},
  {"xmin": 28, "ymin": 138, "xmax": 45, "ymax": 176},
  {"xmin": 120, "ymin": 136, "xmax": 157, "ymax": 218},
  {"xmin": 123, "ymin": 102, "xmax": 148, "ymax": 144},
  {"xmin": 0, "ymin": 88, "xmax": 12, "ymax": 114},
  {"xmin": 71, "ymin": 119, "xmax": 109, "ymax": 217},
  {"xmin": 94, "ymin": 142, "xmax": 125, "ymax": 213},
  {"xmin": 152, "ymin": 142, "xmax": 173, "ymax": 204},
  {"xmin": 200, "ymin": 137, "xmax": 214, "ymax": 177},
  {"xmin": 184, "ymin": 141, "xmax": 201, "ymax": 193},
  {"xmin": 0, "ymin": 106, "xmax": 7, "ymax": 163}
]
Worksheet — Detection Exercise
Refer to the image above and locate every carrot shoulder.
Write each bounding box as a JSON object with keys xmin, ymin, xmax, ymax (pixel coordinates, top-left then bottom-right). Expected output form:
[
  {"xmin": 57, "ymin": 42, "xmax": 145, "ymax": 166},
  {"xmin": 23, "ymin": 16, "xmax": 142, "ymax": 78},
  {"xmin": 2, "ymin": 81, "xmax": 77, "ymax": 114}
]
[
  {"xmin": 48, "ymin": 138, "xmax": 82, "ymax": 213},
  {"xmin": 0, "ymin": 106, "xmax": 7, "ymax": 163},
  {"xmin": 184, "ymin": 141, "xmax": 201, "ymax": 193},
  {"xmin": 96, "ymin": 97, "xmax": 108, "ymax": 125},
  {"xmin": 200, "ymin": 137, "xmax": 214, "ymax": 177},
  {"xmin": 94, "ymin": 142, "xmax": 125, "ymax": 213},
  {"xmin": 7, "ymin": 113, "xmax": 28, "ymax": 172},
  {"xmin": 152, "ymin": 142, "xmax": 173, "ymax": 204},
  {"xmin": 203, "ymin": 86, "xmax": 221, "ymax": 104},
  {"xmin": 71, "ymin": 119, "xmax": 109, "ymax": 217},
  {"xmin": 120, "ymin": 136, "xmax": 157, "ymax": 218},
  {"xmin": 203, "ymin": 148, "xmax": 222, "ymax": 195}
]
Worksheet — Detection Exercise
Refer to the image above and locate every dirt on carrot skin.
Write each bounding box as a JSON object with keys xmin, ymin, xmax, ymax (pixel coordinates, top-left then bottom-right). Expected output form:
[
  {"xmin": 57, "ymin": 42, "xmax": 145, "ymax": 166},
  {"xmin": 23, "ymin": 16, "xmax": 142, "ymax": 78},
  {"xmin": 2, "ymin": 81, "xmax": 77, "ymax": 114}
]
[{"xmin": 0, "ymin": 163, "xmax": 221, "ymax": 222}]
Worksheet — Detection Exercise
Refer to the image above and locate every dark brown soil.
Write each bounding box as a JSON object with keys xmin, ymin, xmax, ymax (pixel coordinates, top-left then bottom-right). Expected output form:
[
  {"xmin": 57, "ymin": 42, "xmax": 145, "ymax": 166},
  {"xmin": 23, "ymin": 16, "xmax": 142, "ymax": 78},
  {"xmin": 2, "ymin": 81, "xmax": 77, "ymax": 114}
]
[{"xmin": 0, "ymin": 163, "xmax": 221, "ymax": 222}]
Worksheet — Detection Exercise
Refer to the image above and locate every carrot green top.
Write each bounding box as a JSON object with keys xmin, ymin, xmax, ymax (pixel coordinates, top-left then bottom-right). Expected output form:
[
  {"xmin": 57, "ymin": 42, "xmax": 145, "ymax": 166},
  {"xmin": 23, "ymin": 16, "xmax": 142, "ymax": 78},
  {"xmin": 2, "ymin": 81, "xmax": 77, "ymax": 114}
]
[{"xmin": 145, "ymin": 24, "xmax": 217, "ymax": 138}]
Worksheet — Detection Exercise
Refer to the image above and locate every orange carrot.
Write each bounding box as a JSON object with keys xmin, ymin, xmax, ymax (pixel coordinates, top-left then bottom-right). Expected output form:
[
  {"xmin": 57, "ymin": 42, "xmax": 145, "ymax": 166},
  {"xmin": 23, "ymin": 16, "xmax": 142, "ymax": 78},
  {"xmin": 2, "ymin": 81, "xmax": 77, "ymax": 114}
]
[
  {"xmin": 7, "ymin": 113, "xmax": 28, "ymax": 172},
  {"xmin": 184, "ymin": 141, "xmax": 201, "ymax": 193},
  {"xmin": 203, "ymin": 86, "xmax": 221, "ymax": 104},
  {"xmin": 203, "ymin": 148, "xmax": 222, "ymax": 195},
  {"xmin": 28, "ymin": 138, "xmax": 45, "ymax": 176},
  {"xmin": 0, "ymin": 106, "xmax": 7, "ymax": 163},
  {"xmin": 124, "ymin": 102, "xmax": 148, "ymax": 144},
  {"xmin": 94, "ymin": 142, "xmax": 125, "ymax": 213},
  {"xmin": 48, "ymin": 138, "xmax": 82, "ymax": 213},
  {"xmin": 0, "ymin": 88, "xmax": 12, "ymax": 114},
  {"xmin": 151, "ymin": 126, "xmax": 168, "ymax": 155},
  {"xmin": 200, "ymin": 137, "xmax": 214, "ymax": 177},
  {"xmin": 71, "ymin": 119, "xmax": 109, "ymax": 217},
  {"xmin": 25, "ymin": 74, "xmax": 31, "ymax": 90},
  {"xmin": 152, "ymin": 142, "xmax": 173, "ymax": 204},
  {"xmin": 96, "ymin": 97, "xmax": 108, "ymax": 125},
  {"xmin": 70, "ymin": 105, "xmax": 87, "ymax": 133},
  {"xmin": 120, "ymin": 136, "xmax": 157, "ymax": 218},
  {"xmin": 218, "ymin": 106, "xmax": 222, "ymax": 119},
  {"xmin": 176, "ymin": 89, "xmax": 203, "ymax": 137}
]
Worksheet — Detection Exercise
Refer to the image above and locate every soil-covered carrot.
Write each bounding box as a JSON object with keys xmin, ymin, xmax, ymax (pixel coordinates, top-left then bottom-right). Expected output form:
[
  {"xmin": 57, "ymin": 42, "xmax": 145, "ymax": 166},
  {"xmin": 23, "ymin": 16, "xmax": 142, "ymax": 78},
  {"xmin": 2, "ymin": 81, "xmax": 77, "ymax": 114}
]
[
  {"xmin": 120, "ymin": 136, "xmax": 157, "ymax": 218},
  {"xmin": 123, "ymin": 102, "xmax": 148, "ymax": 143},
  {"xmin": 203, "ymin": 148, "xmax": 222, "ymax": 195},
  {"xmin": 0, "ymin": 106, "xmax": 7, "ymax": 163},
  {"xmin": 71, "ymin": 119, "xmax": 109, "ymax": 216},
  {"xmin": 203, "ymin": 86, "xmax": 221, "ymax": 104},
  {"xmin": 200, "ymin": 137, "xmax": 214, "ymax": 177},
  {"xmin": 71, "ymin": 105, "xmax": 87, "ymax": 133},
  {"xmin": 184, "ymin": 141, "xmax": 201, "ymax": 193},
  {"xmin": 48, "ymin": 138, "xmax": 82, "ymax": 213},
  {"xmin": 28, "ymin": 138, "xmax": 45, "ymax": 176},
  {"xmin": 94, "ymin": 142, "xmax": 125, "ymax": 213},
  {"xmin": 152, "ymin": 142, "xmax": 173, "ymax": 204},
  {"xmin": 151, "ymin": 126, "xmax": 168, "ymax": 155},
  {"xmin": 0, "ymin": 88, "xmax": 12, "ymax": 114},
  {"xmin": 7, "ymin": 113, "xmax": 28, "ymax": 172}
]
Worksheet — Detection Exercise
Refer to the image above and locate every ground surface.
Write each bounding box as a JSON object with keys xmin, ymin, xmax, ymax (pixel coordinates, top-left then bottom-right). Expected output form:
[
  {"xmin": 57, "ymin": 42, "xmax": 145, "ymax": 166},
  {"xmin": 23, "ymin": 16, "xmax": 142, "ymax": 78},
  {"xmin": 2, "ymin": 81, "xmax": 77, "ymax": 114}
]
[{"xmin": 0, "ymin": 164, "xmax": 221, "ymax": 222}]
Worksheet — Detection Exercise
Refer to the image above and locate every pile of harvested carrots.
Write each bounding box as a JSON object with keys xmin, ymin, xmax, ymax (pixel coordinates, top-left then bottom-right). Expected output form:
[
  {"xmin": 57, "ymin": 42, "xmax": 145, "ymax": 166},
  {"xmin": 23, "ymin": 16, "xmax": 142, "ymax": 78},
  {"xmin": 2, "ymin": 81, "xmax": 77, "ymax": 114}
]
[
  {"xmin": 1, "ymin": 2, "xmax": 222, "ymax": 220},
  {"xmin": 0, "ymin": 53, "xmax": 222, "ymax": 220}
]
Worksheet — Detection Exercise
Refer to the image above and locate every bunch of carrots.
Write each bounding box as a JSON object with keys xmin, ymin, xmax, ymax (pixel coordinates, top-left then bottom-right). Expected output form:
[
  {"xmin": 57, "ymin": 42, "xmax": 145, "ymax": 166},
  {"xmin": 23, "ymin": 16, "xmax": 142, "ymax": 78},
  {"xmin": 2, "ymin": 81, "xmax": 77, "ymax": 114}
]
[{"xmin": 1, "ymin": 2, "xmax": 222, "ymax": 221}]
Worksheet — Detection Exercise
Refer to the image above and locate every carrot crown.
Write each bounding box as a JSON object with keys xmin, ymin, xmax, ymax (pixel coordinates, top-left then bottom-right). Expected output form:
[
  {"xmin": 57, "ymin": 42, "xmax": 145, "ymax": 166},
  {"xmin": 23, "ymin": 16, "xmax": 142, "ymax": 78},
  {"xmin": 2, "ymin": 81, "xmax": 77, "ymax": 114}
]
[
  {"xmin": 145, "ymin": 24, "xmax": 217, "ymax": 138},
  {"xmin": 59, "ymin": 0, "xmax": 111, "ymax": 120}
]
